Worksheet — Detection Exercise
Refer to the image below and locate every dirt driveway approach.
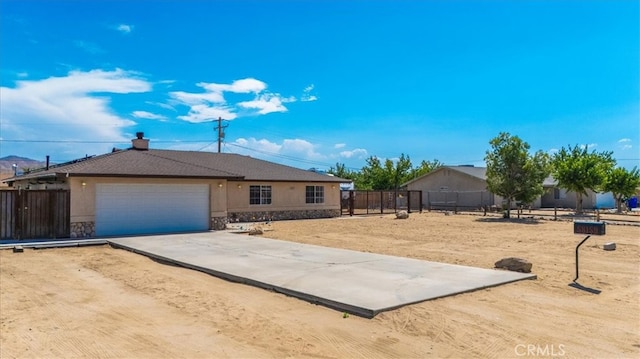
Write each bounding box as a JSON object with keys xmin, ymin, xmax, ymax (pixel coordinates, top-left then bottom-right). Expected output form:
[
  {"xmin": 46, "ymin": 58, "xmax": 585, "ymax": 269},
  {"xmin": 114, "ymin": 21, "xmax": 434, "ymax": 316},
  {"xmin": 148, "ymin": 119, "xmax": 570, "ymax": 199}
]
[{"xmin": 1, "ymin": 212, "xmax": 639, "ymax": 358}]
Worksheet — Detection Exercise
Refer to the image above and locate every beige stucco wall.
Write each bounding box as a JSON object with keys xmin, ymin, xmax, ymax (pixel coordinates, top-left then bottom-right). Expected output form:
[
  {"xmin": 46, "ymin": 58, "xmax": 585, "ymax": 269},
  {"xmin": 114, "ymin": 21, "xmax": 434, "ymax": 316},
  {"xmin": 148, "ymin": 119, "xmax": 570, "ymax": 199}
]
[
  {"xmin": 68, "ymin": 178, "xmax": 340, "ymax": 224},
  {"xmin": 227, "ymin": 181, "xmax": 341, "ymax": 213},
  {"xmin": 407, "ymin": 169, "xmax": 488, "ymax": 192},
  {"xmin": 407, "ymin": 169, "xmax": 497, "ymax": 208},
  {"xmin": 13, "ymin": 176, "xmax": 342, "ymax": 227}
]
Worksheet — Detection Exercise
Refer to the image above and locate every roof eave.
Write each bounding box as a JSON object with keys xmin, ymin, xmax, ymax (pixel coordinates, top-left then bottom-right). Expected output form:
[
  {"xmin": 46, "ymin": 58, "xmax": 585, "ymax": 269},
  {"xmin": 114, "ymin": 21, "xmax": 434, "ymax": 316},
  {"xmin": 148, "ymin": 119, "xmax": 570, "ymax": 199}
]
[{"xmin": 65, "ymin": 173, "xmax": 246, "ymax": 180}]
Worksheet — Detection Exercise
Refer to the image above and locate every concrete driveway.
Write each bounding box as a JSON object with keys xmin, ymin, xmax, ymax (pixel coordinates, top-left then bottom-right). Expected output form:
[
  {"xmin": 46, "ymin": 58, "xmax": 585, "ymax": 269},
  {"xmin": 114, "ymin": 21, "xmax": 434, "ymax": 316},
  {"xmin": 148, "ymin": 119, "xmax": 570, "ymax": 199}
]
[{"xmin": 109, "ymin": 232, "xmax": 535, "ymax": 318}]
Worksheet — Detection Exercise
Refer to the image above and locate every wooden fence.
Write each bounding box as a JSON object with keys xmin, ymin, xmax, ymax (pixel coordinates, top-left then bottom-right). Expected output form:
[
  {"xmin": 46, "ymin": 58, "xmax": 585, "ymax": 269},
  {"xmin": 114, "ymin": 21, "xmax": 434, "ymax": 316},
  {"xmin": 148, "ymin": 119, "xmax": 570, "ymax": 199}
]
[{"xmin": 1, "ymin": 189, "xmax": 70, "ymax": 240}]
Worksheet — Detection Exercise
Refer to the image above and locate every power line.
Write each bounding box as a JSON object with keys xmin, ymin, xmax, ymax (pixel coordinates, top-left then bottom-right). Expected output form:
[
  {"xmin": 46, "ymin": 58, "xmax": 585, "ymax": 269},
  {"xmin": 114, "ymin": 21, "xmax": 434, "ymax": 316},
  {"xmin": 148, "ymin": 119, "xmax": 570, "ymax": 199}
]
[
  {"xmin": 197, "ymin": 142, "xmax": 217, "ymax": 151},
  {"xmin": 225, "ymin": 142, "xmax": 360, "ymax": 170}
]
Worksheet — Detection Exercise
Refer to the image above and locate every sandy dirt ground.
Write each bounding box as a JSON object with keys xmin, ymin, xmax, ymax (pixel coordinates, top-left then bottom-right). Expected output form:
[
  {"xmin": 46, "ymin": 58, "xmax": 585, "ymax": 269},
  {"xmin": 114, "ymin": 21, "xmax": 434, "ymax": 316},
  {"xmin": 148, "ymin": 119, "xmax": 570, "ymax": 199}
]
[{"xmin": 1, "ymin": 211, "xmax": 639, "ymax": 358}]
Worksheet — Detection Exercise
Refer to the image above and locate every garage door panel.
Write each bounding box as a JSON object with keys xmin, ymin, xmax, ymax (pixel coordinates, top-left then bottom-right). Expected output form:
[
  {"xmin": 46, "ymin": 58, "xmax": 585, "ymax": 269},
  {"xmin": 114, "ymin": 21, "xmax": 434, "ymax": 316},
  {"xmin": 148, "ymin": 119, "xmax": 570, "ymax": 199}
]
[{"xmin": 96, "ymin": 183, "xmax": 209, "ymax": 236}]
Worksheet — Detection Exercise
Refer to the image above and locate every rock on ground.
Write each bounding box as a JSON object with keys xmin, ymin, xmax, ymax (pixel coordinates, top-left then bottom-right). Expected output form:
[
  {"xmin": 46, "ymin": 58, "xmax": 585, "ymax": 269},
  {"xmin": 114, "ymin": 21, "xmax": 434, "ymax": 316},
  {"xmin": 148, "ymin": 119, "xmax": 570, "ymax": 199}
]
[{"xmin": 494, "ymin": 257, "xmax": 532, "ymax": 273}]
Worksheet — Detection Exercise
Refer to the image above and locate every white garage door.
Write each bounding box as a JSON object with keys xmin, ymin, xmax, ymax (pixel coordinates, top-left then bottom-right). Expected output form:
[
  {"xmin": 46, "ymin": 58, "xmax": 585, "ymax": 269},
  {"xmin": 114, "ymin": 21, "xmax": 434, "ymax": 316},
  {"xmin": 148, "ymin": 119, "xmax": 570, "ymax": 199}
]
[{"xmin": 96, "ymin": 183, "xmax": 209, "ymax": 236}]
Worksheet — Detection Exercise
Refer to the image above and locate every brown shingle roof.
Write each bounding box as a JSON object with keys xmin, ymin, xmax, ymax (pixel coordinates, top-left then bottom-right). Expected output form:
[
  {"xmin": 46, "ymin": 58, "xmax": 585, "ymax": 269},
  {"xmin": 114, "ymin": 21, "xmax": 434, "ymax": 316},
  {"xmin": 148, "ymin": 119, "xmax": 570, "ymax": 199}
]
[{"xmin": 9, "ymin": 149, "xmax": 348, "ymax": 183}]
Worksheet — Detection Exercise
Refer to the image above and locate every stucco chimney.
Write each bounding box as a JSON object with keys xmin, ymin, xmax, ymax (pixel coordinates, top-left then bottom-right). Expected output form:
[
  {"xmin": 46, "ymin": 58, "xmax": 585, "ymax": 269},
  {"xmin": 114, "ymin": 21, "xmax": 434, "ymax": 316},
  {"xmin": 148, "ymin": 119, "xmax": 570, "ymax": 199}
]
[{"xmin": 132, "ymin": 132, "xmax": 149, "ymax": 150}]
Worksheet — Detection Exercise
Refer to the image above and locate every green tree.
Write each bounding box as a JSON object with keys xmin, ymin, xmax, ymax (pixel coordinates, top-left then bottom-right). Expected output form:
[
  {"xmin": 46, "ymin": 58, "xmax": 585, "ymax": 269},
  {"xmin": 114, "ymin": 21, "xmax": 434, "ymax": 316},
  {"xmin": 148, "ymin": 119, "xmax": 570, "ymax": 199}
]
[
  {"xmin": 358, "ymin": 154, "xmax": 414, "ymax": 190},
  {"xmin": 603, "ymin": 166, "xmax": 640, "ymax": 213},
  {"xmin": 485, "ymin": 132, "xmax": 551, "ymax": 218},
  {"xmin": 551, "ymin": 144, "xmax": 616, "ymax": 214},
  {"xmin": 357, "ymin": 156, "xmax": 381, "ymax": 190},
  {"xmin": 331, "ymin": 155, "xmax": 443, "ymax": 191},
  {"xmin": 407, "ymin": 159, "xmax": 444, "ymax": 182},
  {"xmin": 327, "ymin": 163, "xmax": 358, "ymax": 180},
  {"xmin": 387, "ymin": 153, "xmax": 413, "ymax": 190}
]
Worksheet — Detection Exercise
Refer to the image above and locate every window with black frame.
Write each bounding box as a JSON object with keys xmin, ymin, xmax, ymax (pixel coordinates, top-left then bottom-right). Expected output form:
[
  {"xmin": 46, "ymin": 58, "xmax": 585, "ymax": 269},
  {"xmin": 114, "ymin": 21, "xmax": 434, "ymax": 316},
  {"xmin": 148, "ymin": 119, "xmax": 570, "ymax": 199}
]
[
  {"xmin": 250, "ymin": 185, "xmax": 272, "ymax": 205},
  {"xmin": 305, "ymin": 185, "xmax": 324, "ymax": 204}
]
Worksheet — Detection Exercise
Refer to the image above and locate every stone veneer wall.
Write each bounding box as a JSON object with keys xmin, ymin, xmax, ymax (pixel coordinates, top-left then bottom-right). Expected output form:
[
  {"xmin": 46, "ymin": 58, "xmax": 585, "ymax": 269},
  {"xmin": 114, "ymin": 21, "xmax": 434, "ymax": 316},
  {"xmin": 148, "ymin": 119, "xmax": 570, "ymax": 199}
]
[
  {"xmin": 211, "ymin": 216, "xmax": 228, "ymax": 231},
  {"xmin": 227, "ymin": 209, "xmax": 341, "ymax": 224},
  {"xmin": 69, "ymin": 213, "xmax": 337, "ymax": 235},
  {"xmin": 70, "ymin": 221, "xmax": 95, "ymax": 238}
]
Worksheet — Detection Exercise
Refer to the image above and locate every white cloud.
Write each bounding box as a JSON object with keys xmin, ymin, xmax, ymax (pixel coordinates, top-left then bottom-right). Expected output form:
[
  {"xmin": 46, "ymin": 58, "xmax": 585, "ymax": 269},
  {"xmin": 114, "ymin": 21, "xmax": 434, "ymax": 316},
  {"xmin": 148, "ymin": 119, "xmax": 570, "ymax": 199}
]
[
  {"xmin": 170, "ymin": 88, "xmax": 225, "ymax": 105},
  {"xmin": 233, "ymin": 137, "xmax": 282, "ymax": 154},
  {"xmin": 231, "ymin": 137, "xmax": 325, "ymax": 162},
  {"xmin": 0, "ymin": 68, "xmax": 151, "ymax": 156},
  {"xmin": 171, "ymin": 78, "xmax": 297, "ymax": 122},
  {"xmin": 301, "ymin": 83, "xmax": 318, "ymax": 102},
  {"xmin": 334, "ymin": 143, "xmax": 346, "ymax": 149},
  {"xmin": 238, "ymin": 94, "xmax": 288, "ymax": 115},
  {"xmin": 201, "ymin": 78, "xmax": 267, "ymax": 94},
  {"xmin": 282, "ymin": 139, "xmax": 324, "ymax": 159},
  {"xmin": 579, "ymin": 143, "xmax": 598, "ymax": 150},
  {"xmin": 618, "ymin": 138, "xmax": 632, "ymax": 150},
  {"xmin": 281, "ymin": 95, "xmax": 297, "ymax": 103},
  {"xmin": 145, "ymin": 101, "xmax": 176, "ymax": 111},
  {"xmin": 132, "ymin": 111, "xmax": 166, "ymax": 121},
  {"xmin": 177, "ymin": 104, "xmax": 237, "ymax": 122},
  {"xmin": 340, "ymin": 148, "xmax": 368, "ymax": 159},
  {"xmin": 116, "ymin": 24, "xmax": 133, "ymax": 33}
]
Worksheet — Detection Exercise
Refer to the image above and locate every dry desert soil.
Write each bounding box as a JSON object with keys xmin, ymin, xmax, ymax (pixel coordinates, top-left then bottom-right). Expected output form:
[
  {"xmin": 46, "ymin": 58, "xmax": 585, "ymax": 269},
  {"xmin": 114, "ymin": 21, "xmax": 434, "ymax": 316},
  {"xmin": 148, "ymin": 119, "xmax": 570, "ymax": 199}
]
[{"xmin": 1, "ymin": 211, "xmax": 639, "ymax": 358}]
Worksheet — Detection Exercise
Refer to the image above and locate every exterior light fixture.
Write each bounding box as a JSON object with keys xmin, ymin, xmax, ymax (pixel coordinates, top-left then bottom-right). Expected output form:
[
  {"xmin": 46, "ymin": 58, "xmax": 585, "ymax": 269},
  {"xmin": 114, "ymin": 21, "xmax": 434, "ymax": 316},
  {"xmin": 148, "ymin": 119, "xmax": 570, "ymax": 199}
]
[{"xmin": 218, "ymin": 183, "xmax": 223, "ymax": 188}]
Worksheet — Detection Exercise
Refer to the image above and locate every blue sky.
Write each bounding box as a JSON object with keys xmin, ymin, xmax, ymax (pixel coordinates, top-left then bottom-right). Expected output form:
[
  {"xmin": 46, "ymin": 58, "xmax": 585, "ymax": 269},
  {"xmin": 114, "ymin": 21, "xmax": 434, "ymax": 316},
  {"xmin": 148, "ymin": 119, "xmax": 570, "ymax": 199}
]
[{"xmin": 1, "ymin": 0, "xmax": 638, "ymax": 171}]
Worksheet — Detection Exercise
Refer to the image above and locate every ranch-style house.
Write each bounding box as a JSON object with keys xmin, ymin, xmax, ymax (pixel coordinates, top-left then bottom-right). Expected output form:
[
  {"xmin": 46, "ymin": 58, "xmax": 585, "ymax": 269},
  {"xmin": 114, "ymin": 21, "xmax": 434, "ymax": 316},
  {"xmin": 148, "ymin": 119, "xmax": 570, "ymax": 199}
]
[{"xmin": 4, "ymin": 133, "xmax": 349, "ymax": 238}]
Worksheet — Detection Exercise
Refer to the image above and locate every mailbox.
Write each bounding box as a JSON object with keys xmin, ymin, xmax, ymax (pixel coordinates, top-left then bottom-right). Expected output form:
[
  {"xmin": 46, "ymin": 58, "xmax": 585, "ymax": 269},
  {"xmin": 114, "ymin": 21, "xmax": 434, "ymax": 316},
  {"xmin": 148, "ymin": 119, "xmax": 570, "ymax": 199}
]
[{"xmin": 573, "ymin": 221, "xmax": 606, "ymax": 236}]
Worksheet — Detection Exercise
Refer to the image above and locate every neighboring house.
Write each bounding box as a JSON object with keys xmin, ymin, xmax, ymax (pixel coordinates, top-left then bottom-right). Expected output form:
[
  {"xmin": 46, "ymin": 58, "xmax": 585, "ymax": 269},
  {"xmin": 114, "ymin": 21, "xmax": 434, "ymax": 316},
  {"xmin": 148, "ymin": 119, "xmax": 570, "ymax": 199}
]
[
  {"xmin": 539, "ymin": 181, "xmax": 598, "ymax": 209},
  {"xmin": 4, "ymin": 133, "xmax": 348, "ymax": 238},
  {"xmin": 403, "ymin": 166, "xmax": 499, "ymax": 210},
  {"xmin": 0, "ymin": 172, "xmax": 13, "ymax": 188},
  {"xmin": 404, "ymin": 165, "xmax": 600, "ymax": 210}
]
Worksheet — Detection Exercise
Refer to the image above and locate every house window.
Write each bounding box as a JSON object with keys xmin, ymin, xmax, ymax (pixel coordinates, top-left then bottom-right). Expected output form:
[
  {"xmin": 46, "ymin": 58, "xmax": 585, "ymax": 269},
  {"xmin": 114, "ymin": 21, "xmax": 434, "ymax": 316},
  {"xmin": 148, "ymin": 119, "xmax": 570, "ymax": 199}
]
[
  {"xmin": 250, "ymin": 185, "xmax": 272, "ymax": 205},
  {"xmin": 554, "ymin": 188, "xmax": 567, "ymax": 200},
  {"xmin": 306, "ymin": 185, "xmax": 324, "ymax": 204}
]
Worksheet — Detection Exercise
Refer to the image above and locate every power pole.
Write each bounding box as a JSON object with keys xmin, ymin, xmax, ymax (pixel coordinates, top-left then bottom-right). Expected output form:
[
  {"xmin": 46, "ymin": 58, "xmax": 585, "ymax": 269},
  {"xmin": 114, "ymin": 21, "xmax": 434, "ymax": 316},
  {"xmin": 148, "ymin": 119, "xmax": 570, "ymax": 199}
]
[{"xmin": 215, "ymin": 117, "xmax": 228, "ymax": 153}]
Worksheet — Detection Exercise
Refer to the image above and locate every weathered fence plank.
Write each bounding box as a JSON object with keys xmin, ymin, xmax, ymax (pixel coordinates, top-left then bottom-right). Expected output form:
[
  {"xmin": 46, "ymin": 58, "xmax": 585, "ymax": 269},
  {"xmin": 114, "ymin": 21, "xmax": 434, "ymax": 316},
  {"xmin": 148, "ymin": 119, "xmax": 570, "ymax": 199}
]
[{"xmin": 0, "ymin": 190, "xmax": 70, "ymax": 240}]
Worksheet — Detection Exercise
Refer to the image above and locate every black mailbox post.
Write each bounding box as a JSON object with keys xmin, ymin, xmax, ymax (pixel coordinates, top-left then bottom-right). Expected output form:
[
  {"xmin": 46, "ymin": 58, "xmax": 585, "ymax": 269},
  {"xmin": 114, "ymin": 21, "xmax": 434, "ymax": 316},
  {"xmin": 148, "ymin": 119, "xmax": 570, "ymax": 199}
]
[
  {"xmin": 573, "ymin": 221, "xmax": 606, "ymax": 282},
  {"xmin": 574, "ymin": 221, "xmax": 606, "ymax": 236}
]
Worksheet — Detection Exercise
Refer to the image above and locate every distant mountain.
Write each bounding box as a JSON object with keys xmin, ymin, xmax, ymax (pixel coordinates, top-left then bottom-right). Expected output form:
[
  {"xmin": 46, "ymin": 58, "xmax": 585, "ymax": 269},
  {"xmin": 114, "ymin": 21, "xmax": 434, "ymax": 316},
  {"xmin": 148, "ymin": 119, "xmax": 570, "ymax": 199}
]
[{"xmin": 0, "ymin": 156, "xmax": 46, "ymax": 172}]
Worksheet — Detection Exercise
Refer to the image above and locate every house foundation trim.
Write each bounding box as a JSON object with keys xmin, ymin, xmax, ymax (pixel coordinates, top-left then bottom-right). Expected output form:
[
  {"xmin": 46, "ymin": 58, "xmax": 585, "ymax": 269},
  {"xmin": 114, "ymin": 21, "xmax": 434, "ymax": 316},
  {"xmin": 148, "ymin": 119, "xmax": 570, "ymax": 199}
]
[{"xmin": 228, "ymin": 209, "xmax": 340, "ymax": 224}]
